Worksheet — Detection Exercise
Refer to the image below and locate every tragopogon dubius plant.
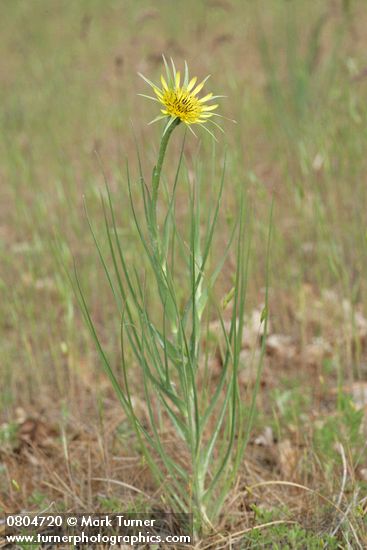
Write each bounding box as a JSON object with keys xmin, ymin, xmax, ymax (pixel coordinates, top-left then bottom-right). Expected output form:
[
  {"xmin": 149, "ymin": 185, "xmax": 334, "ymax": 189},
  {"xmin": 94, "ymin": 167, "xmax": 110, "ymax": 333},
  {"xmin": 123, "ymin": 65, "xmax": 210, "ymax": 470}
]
[{"xmin": 72, "ymin": 57, "xmax": 270, "ymax": 535}]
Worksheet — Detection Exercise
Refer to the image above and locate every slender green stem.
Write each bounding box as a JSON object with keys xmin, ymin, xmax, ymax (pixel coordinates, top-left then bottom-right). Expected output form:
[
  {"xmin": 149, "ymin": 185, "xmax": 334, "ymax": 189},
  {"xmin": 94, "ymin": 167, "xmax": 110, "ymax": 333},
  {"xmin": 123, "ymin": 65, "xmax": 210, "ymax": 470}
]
[{"xmin": 152, "ymin": 118, "xmax": 180, "ymax": 224}]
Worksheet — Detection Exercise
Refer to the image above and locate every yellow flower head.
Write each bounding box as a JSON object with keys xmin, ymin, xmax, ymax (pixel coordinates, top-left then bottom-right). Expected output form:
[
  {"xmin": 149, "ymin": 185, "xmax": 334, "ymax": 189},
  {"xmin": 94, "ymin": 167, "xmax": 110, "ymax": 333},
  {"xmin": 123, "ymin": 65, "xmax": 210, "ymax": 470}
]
[{"xmin": 139, "ymin": 57, "xmax": 224, "ymax": 138}]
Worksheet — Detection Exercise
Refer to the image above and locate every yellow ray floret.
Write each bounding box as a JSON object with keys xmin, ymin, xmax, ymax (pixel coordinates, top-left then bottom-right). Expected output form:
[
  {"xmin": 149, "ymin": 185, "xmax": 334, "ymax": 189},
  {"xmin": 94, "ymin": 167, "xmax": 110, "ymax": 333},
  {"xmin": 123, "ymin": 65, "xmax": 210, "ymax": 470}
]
[{"xmin": 139, "ymin": 57, "xmax": 224, "ymax": 136}]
